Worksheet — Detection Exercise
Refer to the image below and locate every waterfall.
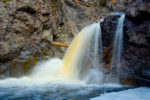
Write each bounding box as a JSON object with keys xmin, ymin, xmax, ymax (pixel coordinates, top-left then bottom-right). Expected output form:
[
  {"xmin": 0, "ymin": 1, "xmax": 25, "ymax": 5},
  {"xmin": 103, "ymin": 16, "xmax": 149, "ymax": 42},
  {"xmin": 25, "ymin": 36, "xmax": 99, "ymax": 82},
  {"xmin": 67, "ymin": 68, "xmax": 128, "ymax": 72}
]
[
  {"xmin": 27, "ymin": 14, "xmax": 125, "ymax": 84},
  {"xmin": 0, "ymin": 14, "xmax": 126, "ymax": 85},
  {"xmin": 61, "ymin": 22, "xmax": 103, "ymax": 84},
  {"xmin": 29, "ymin": 21, "xmax": 104, "ymax": 84},
  {"xmin": 111, "ymin": 13, "xmax": 125, "ymax": 82}
]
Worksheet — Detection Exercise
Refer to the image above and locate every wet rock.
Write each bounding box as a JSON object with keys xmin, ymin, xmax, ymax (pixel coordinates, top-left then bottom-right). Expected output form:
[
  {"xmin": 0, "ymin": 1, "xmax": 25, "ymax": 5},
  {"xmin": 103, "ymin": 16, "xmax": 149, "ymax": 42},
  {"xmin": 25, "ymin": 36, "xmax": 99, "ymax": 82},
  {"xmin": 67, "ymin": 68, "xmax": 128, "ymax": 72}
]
[
  {"xmin": 101, "ymin": 15, "xmax": 119, "ymax": 47},
  {"xmin": 122, "ymin": 77, "xmax": 150, "ymax": 87},
  {"xmin": 121, "ymin": 11, "xmax": 150, "ymax": 86},
  {"xmin": 102, "ymin": 9, "xmax": 150, "ymax": 86}
]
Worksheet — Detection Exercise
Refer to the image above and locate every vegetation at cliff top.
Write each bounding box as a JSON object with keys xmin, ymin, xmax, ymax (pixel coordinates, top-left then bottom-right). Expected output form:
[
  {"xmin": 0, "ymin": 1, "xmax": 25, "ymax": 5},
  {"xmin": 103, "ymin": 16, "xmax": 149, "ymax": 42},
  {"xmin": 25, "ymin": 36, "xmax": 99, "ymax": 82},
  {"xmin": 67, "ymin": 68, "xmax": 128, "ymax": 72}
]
[{"xmin": 2, "ymin": 0, "xmax": 14, "ymax": 2}]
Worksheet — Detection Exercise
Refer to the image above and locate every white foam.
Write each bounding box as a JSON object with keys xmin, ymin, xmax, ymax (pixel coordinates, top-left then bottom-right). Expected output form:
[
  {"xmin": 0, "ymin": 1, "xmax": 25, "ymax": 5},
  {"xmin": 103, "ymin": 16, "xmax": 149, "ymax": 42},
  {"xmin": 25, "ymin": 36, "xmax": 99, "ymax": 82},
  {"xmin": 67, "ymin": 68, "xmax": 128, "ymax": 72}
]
[{"xmin": 91, "ymin": 87, "xmax": 150, "ymax": 100}]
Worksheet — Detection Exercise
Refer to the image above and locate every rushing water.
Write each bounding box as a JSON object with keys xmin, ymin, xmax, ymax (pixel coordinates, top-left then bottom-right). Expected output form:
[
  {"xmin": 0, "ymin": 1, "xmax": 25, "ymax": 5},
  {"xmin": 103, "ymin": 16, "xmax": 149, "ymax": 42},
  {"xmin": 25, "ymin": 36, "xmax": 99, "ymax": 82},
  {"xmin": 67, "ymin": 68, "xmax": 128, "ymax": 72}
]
[
  {"xmin": 61, "ymin": 22, "xmax": 103, "ymax": 84},
  {"xmin": 0, "ymin": 15, "xmax": 149, "ymax": 100},
  {"xmin": 0, "ymin": 58, "xmax": 132, "ymax": 100},
  {"xmin": 0, "ymin": 22, "xmax": 105, "ymax": 99},
  {"xmin": 111, "ymin": 13, "xmax": 125, "ymax": 83},
  {"xmin": 0, "ymin": 80, "xmax": 131, "ymax": 100}
]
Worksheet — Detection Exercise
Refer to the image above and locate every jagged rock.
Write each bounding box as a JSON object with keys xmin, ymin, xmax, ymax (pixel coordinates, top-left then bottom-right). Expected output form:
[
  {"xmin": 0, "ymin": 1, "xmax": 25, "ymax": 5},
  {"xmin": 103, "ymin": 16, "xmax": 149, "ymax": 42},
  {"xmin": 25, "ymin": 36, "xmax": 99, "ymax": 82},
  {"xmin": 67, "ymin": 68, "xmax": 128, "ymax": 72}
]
[{"xmin": 0, "ymin": 0, "xmax": 63, "ymax": 77}]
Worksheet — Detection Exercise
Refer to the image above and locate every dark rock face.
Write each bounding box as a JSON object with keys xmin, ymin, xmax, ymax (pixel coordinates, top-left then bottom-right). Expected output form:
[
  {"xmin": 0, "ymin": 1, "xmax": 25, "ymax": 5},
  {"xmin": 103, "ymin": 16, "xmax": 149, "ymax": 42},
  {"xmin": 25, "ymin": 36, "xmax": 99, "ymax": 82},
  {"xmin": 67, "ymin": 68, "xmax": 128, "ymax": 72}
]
[
  {"xmin": 102, "ymin": 0, "xmax": 150, "ymax": 86},
  {"xmin": 122, "ymin": 13, "xmax": 150, "ymax": 86},
  {"xmin": 101, "ymin": 15, "xmax": 119, "ymax": 47}
]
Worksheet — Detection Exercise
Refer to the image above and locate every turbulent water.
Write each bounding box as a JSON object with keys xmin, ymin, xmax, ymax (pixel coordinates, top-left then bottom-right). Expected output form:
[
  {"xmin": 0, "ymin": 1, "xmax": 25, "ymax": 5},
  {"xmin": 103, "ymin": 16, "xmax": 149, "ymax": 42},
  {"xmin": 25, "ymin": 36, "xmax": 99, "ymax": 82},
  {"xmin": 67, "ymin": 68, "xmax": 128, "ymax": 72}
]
[
  {"xmin": 0, "ymin": 59, "xmax": 149, "ymax": 100},
  {"xmin": 61, "ymin": 23, "xmax": 103, "ymax": 84},
  {"xmin": 0, "ymin": 58, "xmax": 133, "ymax": 100},
  {"xmin": 0, "ymin": 22, "xmax": 105, "ymax": 100},
  {"xmin": 0, "ymin": 18, "xmax": 149, "ymax": 99}
]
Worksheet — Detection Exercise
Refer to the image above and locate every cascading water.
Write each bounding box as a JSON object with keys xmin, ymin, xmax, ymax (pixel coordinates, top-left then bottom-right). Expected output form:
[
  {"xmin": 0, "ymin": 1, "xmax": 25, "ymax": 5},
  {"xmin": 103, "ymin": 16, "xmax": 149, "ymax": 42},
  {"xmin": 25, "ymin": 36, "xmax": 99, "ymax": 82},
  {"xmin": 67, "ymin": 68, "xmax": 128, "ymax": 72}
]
[
  {"xmin": 2, "ymin": 21, "xmax": 103, "ymax": 85},
  {"xmin": 18, "ymin": 21, "xmax": 103, "ymax": 84},
  {"xmin": 111, "ymin": 13, "xmax": 125, "ymax": 83},
  {"xmin": 61, "ymin": 22, "xmax": 103, "ymax": 84},
  {"xmin": 0, "ymin": 13, "xmax": 125, "ymax": 85},
  {"xmin": 0, "ymin": 12, "xmax": 148, "ymax": 100}
]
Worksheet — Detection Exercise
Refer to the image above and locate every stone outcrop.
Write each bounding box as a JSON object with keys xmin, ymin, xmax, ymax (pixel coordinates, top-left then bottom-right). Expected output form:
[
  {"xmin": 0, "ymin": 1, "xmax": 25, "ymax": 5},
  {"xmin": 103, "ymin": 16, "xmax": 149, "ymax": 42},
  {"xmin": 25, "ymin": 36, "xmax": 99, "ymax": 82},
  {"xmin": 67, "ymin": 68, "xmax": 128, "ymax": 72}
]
[{"xmin": 0, "ymin": 0, "xmax": 64, "ymax": 78}]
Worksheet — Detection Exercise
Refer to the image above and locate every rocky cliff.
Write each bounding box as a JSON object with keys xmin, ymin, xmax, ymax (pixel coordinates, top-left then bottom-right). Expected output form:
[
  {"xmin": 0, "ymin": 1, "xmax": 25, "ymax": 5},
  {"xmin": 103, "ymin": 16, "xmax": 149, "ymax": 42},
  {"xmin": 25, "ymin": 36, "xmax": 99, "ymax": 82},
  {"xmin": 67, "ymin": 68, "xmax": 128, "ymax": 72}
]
[
  {"xmin": 101, "ymin": 0, "xmax": 150, "ymax": 86},
  {"xmin": 0, "ymin": 0, "xmax": 65, "ymax": 77}
]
